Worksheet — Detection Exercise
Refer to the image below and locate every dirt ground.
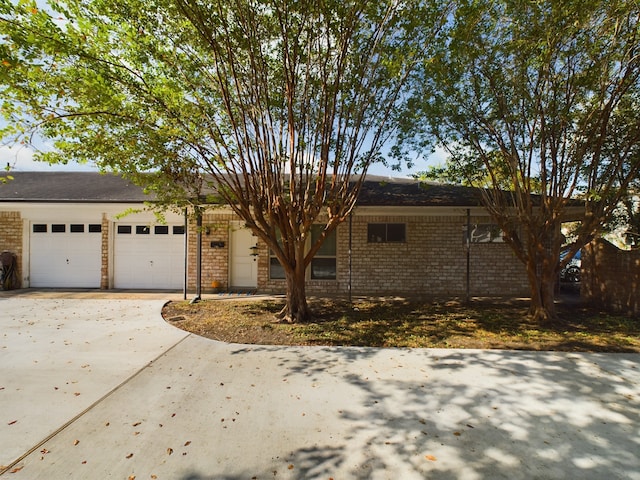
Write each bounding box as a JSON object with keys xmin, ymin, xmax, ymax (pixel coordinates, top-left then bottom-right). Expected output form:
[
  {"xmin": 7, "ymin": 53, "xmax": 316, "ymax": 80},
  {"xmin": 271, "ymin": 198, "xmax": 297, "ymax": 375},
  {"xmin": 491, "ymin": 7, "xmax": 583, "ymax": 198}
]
[{"xmin": 162, "ymin": 294, "xmax": 640, "ymax": 352}]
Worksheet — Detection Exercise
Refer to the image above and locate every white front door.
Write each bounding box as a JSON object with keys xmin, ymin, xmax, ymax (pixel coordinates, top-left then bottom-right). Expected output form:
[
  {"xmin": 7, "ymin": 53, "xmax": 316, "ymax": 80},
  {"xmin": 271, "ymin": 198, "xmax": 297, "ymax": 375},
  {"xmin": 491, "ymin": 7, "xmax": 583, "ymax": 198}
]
[{"xmin": 230, "ymin": 224, "xmax": 258, "ymax": 288}]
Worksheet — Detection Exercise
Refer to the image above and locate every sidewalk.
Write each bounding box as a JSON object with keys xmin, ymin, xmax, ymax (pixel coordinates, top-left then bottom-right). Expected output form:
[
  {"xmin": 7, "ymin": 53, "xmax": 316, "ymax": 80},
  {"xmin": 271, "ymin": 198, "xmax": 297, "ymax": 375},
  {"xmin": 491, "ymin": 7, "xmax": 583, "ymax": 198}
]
[{"xmin": 1, "ymin": 294, "xmax": 639, "ymax": 479}]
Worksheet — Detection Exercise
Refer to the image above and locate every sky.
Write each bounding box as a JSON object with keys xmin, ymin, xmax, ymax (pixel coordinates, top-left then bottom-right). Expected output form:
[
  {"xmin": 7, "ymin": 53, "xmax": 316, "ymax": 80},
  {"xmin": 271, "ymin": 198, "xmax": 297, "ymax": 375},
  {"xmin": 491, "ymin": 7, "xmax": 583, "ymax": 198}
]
[{"xmin": 1, "ymin": 140, "xmax": 447, "ymax": 178}]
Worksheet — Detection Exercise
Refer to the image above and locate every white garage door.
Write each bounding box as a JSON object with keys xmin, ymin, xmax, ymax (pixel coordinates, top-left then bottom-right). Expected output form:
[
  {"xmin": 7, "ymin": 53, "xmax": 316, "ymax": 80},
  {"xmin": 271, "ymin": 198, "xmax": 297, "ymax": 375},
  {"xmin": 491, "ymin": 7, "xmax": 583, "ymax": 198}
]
[
  {"xmin": 114, "ymin": 224, "xmax": 185, "ymax": 289},
  {"xmin": 30, "ymin": 222, "xmax": 102, "ymax": 288}
]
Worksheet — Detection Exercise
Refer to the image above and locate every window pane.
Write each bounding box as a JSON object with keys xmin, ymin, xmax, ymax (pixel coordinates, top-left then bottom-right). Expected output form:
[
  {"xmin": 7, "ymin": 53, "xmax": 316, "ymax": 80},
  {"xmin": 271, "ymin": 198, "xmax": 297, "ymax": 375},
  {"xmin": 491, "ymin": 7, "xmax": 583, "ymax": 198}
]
[
  {"xmin": 311, "ymin": 258, "xmax": 336, "ymax": 280},
  {"xmin": 33, "ymin": 224, "xmax": 47, "ymax": 233},
  {"xmin": 51, "ymin": 224, "xmax": 65, "ymax": 233},
  {"xmin": 368, "ymin": 224, "xmax": 386, "ymax": 243},
  {"xmin": 136, "ymin": 225, "xmax": 150, "ymax": 235},
  {"xmin": 155, "ymin": 225, "xmax": 169, "ymax": 235},
  {"xmin": 312, "ymin": 225, "xmax": 336, "ymax": 256},
  {"xmin": 117, "ymin": 225, "xmax": 132, "ymax": 234},
  {"xmin": 269, "ymin": 257, "xmax": 286, "ymax": 279},
  {"xmin": 386, "ymin": 224, "xmax": 406, "ymax": 242},
  {"xmin": 173, "ymin": 225, "xmax": 185, "ymax": 235},
  {"xmin": 70, "ymin": 224, "xmax": 85, "ymax": 233},
  {"xmin": 88, "ymin": 224, "xmax": 102, "ymax": 233},
  {"xmin": 269, "ymin": 228, "xmax": 284, "ymax": 255}
]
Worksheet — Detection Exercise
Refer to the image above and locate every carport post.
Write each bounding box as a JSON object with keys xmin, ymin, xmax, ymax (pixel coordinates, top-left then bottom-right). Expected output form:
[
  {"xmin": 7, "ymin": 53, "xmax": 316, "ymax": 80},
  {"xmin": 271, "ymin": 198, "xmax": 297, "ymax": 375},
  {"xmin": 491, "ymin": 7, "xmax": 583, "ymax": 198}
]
[
  {"xmin": 183, "ymin": 208, "xmax": 188, "ymax": 300},
  {"xmin": 466, "ymin": 208, "xmax": 471, "ymax": 304},
  {"xmin": 190, "ymin": 208, "xmax": 202, "ymax": 304}
]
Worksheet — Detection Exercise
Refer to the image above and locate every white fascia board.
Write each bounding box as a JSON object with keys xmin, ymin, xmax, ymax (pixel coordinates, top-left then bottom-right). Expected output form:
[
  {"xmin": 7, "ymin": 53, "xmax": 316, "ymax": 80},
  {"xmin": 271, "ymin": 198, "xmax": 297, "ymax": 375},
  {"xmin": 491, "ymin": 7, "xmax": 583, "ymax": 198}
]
[{"xmin": 1, "ymin": 202, "xmax": 185, "ymax": 224}]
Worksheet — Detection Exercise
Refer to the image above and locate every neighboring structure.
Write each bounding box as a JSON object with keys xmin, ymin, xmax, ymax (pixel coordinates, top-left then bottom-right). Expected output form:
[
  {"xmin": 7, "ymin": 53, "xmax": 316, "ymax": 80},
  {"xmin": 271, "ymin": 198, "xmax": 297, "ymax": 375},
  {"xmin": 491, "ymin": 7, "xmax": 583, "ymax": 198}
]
[
  {"xmin": 1, "ymin": 171, "xmax": 531, "ymax": 297},
  {"xmin": 582, "ymin": 239, "xmax": 640, "ymax": 316}
]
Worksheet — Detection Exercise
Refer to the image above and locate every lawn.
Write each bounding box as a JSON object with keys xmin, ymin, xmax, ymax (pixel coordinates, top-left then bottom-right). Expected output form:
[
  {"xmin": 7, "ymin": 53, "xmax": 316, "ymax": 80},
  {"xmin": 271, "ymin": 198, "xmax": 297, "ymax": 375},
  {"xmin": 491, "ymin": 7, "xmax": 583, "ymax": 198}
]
[{"xmin": 162, "ymin": 295, "xmax": 640, "ymax": 352}]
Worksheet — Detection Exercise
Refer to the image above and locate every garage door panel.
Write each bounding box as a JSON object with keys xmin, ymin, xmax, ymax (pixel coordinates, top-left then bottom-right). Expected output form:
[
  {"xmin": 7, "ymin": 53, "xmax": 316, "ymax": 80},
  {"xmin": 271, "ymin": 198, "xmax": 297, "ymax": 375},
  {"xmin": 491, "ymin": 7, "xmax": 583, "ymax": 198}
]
[
  {"xmin": 29, "ymin": 223, "xmax": 102, "ymax": 288},
  {"xmin": 114, "ymin": 224, "xmax": 184, "ymax": 289}
]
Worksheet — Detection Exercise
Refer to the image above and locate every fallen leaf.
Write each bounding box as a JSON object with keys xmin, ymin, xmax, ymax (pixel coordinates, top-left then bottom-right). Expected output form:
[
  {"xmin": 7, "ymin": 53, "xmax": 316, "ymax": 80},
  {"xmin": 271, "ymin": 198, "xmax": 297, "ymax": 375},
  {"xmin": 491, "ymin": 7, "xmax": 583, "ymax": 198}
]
[
  {"xmin": 105, "ymin": 422, "xmax": 110, "ymax": 427},
  {"xmin": 425, "ymin": 455, "xmax": 437, "ymax": 461},
  {"xmin": 73, "ymin": 440, "xmax": 80, "ymax": 446},
  {"xmin": 453, "ymin": 431, "xmax": 461, "ymax": 436},
  {"xmin": 288, "ymin": 464, "xmax": 294, "ymax": 470},
  {"xmin": 81, "ymin": 460, "xmax": 87, "ymax": 464},
  {"xmin": 184, "ymin": 441, "xmax": 191, "ymax": 446},
  {"xmin": 74, "ymin": 392, "xmax": 81, "ymax": 396},
  {"xmin": 151, "ymin": 476, "xmax": 158, "ymax": 479},
  {"xmin": 10, "ymin": 466, "xmax": 24, "ymax": 473},
  {"xmin": 167, "ymin": 448, "xmax": 173, "ymax": 455},
  {"xmin": 125, "ymin": 453, "xmax": 134, "ymax": 459},
  {"xmin": 128, "ymin": 476, "xmax": 136, "ymax": 480},
  {"xmin": 40, "ymin": 448, "xmax": 50, "ymax": 454}
]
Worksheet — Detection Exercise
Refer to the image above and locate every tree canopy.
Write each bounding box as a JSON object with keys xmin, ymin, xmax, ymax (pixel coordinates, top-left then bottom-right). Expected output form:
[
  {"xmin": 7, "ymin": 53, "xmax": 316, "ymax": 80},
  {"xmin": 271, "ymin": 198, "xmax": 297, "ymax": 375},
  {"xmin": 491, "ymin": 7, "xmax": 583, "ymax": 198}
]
[
  {"xmin": 402, "ymin": 0, "xmax": 640, "ymax": 320},
  {"xmin": 0, "ymin": 0, "xmax": 449, "ymax": 321}
]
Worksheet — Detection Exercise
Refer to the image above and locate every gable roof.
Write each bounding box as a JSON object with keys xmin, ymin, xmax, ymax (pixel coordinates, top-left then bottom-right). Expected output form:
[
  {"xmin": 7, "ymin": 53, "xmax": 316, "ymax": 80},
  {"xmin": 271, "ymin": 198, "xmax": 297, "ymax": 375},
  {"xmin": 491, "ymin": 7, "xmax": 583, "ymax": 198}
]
[{"xmin": 0, "ymin": 171, "xmax": 484, "ymax": 207}]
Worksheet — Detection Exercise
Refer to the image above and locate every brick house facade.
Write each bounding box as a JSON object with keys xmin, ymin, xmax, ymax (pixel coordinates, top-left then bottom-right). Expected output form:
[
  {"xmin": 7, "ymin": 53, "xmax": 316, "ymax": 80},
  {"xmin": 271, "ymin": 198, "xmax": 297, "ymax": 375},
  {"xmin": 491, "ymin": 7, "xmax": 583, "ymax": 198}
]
[{"xmin": 1, "ymin": 172, "xmax": 530, "ymax": 296}]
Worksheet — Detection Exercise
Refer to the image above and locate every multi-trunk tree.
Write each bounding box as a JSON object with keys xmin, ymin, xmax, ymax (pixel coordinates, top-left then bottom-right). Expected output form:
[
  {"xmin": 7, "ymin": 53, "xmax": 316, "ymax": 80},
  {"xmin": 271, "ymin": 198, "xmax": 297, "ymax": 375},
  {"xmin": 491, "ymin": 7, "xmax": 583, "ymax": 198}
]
[
  {"xmin": 0, "ymin": 0, "xmax": 449, "ymax": 322},
  {"xmin": 402, "ymin": 0, "xmax": 640, "ymax": 321}
]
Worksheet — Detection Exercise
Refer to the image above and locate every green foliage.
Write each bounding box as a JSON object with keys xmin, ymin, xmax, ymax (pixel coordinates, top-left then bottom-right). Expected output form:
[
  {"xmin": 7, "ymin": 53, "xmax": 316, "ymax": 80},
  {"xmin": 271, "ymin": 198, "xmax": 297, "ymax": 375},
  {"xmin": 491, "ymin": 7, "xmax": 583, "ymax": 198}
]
[
  {"xmin": 402, "ymin": 0, "xmax": 640, "ymax": 320},
  {"xmin": 0, "ymin": 0, "xmax": 450, "ymax": 320}
]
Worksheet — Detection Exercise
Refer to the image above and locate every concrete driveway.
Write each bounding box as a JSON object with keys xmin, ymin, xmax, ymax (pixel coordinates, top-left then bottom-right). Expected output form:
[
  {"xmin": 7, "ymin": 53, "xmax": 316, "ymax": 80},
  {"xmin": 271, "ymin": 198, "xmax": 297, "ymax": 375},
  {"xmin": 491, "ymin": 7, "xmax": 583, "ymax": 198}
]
[{"xmin": 1, "ymin": 292, "xmax": 639, "ymax": 479}]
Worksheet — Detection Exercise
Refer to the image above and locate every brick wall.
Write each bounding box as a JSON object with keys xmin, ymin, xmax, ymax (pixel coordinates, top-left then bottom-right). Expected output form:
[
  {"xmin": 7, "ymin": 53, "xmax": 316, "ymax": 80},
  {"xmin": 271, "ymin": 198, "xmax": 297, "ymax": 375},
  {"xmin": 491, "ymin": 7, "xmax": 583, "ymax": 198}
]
[
  {"xmin": 258, "ymin": 213, "xmax": 529, "ymax": 297},
  {"xmin": 582, "ymin": 239, "xmax": 640, "ymax": 316},
  {"xmin": 346, "ymin": 214, "xmax": 528, "ymax": 297},
  {"xmin": 0, "ymin": 211, "xmax": 23, "ymax": 287},
  {"xmin": 100, "ymin": 213, "xmax": 109, "ymax": 289},
  {"xmin": 186, "ymin": 213, "xmax": 236, "ymax": 292}
]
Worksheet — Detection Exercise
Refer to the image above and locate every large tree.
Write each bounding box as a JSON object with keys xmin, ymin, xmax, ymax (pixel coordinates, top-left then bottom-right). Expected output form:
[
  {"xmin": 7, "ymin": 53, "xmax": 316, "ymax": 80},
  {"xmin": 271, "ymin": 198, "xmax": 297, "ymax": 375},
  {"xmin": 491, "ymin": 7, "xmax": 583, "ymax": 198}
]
[
  {"xmin": 402, "ymin": 0, "xmax": 640, "ymax": 321},
  {"xmin": 0, "ymin": 0, "xmax": 449, "ymax": 321}
]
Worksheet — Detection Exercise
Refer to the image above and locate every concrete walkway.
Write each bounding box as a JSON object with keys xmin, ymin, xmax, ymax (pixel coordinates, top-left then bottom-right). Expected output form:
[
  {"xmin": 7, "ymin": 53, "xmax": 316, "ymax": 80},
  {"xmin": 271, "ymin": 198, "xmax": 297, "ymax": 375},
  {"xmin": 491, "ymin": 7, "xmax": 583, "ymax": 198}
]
[{"xmin": 1, "ymin": 292, "xmax": 639, "ymax": 479}]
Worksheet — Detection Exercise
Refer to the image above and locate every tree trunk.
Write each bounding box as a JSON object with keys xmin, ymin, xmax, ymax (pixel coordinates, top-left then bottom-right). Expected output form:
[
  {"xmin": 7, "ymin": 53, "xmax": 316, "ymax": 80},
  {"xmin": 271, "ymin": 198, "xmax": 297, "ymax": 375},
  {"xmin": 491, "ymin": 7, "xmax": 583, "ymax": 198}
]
[
  {"xmin": 526, "ymin": 259, "xmax": 557, "ymax": 322},
  {"xmin": 281, "ymin": 266, "xmax": 311, "ymax": 323},
  {"xmin": 275, "ymin": 243, "xmax": 313, "ymax": 324}
]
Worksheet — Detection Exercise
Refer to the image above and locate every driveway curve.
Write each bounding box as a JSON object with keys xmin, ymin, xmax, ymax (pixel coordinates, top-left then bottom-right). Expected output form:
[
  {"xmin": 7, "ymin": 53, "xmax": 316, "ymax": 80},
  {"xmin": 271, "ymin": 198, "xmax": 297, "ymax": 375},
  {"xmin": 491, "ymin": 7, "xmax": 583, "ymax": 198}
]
[{"xmin": 1, "ymin": 293, "xmax": 639, "ymax": 479}]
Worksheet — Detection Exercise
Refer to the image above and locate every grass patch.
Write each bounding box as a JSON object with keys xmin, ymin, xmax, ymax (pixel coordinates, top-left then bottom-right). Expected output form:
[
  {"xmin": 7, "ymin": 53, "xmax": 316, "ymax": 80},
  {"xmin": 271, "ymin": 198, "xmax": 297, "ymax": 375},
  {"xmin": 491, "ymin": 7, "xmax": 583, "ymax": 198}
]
[{"xmin": 162, "ymin": 296, "xmax": 640, "ymax": 352}]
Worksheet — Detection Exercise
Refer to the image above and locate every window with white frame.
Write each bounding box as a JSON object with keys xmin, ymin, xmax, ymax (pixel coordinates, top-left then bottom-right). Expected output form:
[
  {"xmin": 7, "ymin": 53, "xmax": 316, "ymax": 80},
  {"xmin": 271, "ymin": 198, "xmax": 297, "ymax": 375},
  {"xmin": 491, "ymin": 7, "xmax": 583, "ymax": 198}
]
[
  {"xmin": 465, "ymin": 224, "xmax": 504, "ymax": 243},
  {"xmin": 269, "ymin": 225, "xmax": 337, "ymax": 280},
  {"xmin": 310, "ymin": 224, "xmax": 336, "ymax": 280},
  {"xmin": 269, "ymin": 229, "xmax": 285, "ymax": 280}
]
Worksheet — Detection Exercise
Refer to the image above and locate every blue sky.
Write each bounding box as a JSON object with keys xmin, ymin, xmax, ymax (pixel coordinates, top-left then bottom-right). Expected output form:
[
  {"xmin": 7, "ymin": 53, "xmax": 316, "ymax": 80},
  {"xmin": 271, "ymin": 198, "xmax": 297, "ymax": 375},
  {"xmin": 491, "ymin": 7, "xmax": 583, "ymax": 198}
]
[{"xmin": 1, "ymin": 140, "xmax": 446, "ymax": 177}]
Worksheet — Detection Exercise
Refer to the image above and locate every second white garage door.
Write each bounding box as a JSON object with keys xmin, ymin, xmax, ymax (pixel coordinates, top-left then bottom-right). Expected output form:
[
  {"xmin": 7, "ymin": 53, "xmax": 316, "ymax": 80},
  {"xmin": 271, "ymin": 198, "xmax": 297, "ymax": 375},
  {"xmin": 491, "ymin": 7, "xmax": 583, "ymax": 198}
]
[{"xmin": 114, "ymin": 224, "xmax": 185, "ymax": 289}]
